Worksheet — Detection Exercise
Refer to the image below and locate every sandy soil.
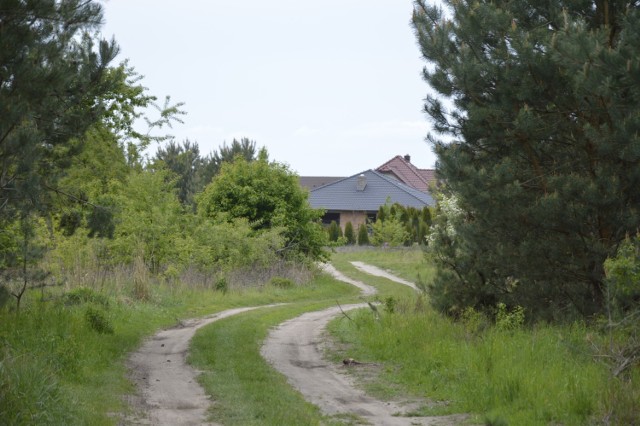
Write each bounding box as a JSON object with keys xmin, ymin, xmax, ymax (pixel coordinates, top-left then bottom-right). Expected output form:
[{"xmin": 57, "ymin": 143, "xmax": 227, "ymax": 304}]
[
  {"xmin": 261, "ymin": 262, "xmax": 468, "ymax": 425},
  {"xmin": 350, "ymin": 261, "xmax": 420, "ymax": 292},
  {"xmin": 319, "ymin": 262, "xmax": 377, "ymax": 296},
  {"xmin": 125, "ymin": 305, "xmax": 279, "ymax": 425}
]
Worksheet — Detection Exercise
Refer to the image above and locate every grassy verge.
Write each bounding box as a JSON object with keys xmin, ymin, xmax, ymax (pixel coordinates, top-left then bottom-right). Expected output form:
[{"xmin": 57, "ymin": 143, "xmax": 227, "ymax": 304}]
[
  {"xmin": 326, "ymin": 248, "xmax": 640, "ymax": 425},
  {"xmin": 0, "ymin": 269, "xmax": 360, "ymax": 425}
]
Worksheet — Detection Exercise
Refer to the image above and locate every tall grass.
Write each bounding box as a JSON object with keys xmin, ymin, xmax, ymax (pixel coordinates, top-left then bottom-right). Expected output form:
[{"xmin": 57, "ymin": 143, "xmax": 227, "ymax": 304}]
[
  {"xmin": 326, "ymin": 249, "xmax": 640, "ymax": 425},
  {"xmin": 0, "ymin": 260, "xmax": 356, "ymax": 425},
  {"xmin": 328, "ymin": 300, "xmax": 640, "ymax": 424}
]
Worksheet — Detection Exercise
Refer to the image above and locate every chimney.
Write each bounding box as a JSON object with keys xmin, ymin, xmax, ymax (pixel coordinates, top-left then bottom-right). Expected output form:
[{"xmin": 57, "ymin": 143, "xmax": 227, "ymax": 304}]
[
  {"xmin": 404, "ymin": 154, "xmax": 411, "ymax": 163},
  {"xmin": 356, "ymin": 174, "xmax": 367, "ymax": 191}
]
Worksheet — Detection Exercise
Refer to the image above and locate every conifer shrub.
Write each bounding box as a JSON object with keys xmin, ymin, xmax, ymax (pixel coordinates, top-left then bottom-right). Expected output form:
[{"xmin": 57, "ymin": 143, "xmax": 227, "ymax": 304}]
[
  {"xmin": 357, "ymin": 223, "xmax": 370, "ymax": 245},
  {"xmin": 344, "ymin": 222, "xmax": 355, "ymax": 245},
  {"xmin": 327, "ymin": 220, "xmax": 341, "ymax": 242}
]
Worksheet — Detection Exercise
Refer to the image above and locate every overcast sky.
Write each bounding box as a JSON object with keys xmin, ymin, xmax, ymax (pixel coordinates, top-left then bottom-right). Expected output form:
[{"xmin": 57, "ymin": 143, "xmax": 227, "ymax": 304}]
[{"xmin": 100, "ymin": 1, "xmax": 438, "ymax": 176}]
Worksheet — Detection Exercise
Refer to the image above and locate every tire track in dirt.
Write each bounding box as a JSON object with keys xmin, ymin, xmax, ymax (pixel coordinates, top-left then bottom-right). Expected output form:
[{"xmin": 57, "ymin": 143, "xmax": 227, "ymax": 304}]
[
  {"xmin": 125, "ymin": 305, "xmax": 281, "ymax": 426},
  {"xmin": 350, "ymin": 261, "xmax": 420, "ymax": 291},
  {"xmin": 261, "ymin": 262, "xmax": 468, "ymax": 425}
]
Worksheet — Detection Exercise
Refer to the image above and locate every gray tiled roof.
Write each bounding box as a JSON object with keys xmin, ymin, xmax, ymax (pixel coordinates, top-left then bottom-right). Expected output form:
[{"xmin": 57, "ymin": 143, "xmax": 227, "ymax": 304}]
[
  {"xmin": 299, "ymin": 176, "xmax": 345, "ymax": 191},
  {"xmin": 308, "ymin": 170, "xmax": 435, "ymax": 212}
]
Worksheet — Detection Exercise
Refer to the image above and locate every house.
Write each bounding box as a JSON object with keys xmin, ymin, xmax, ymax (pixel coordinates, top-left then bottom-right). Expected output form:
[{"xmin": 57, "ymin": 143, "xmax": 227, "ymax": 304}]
[
  {"xmin": 308, "ymin": 169, "xmax": 435, "ymax": 231},
  {"xmin": 376, "ymin": 154, "xmax": 436, "ymax": 193},
  {"xmin": 299, "ymin": 154, "xmax": 436, "ymax": 194}
]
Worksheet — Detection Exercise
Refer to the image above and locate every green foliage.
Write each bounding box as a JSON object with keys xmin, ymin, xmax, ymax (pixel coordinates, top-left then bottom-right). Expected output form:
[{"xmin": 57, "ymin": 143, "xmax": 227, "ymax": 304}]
[
  {"xmin": 0, "ymin": 0, "xmax": 120, "ymax": 225},
  {"xmin": 195, "ymin": 138, "xmax": 259, "ymax": 188},
  {"xmin": 327, "ymin": 220, "xmax": 342, "ymax": 242},
  {"xmin": 372, "ymin": 201, "xmax": 431, "ymax": 246},
  {"xmin": 343, "ymin": 221, "xmax": 356, "ymax": 245},
  {"xmin": 153, "ymin": 140, "xmax": 203, "ymax": 208},
  {"xmin": 601, "ymin": 235, "xmax": 640, "ymax": 379},
  {"xmin": 604, "ymin": 235, "xmax": 640, "ymax": 313},
  {"xmin": 357, "ymin": 223, "xmax": 370, "ymax": 246},
  {"xmin": 371, "ymin": 218, "xmax": 408, "ymax": 247},
  {"xmin": 107, "ymin": 169, "xmax": 182, "ymax": 272},
  {"xmin": 383, "ymin": 296, "xmax": 397, "ymax": 314},
  {"xmin": 269, "ymin": 277, "xmax": 295, "ymax": 289},
  {"xmin": 328, "ymin": 300, "xmax": 635, "ymax": 424},
  {"xmin": 65, "ymin": 287, "xmax": 110, "ymax": 307},
  {"xmin": 494, "ymin": 303, "xmax": 525, "ymax": 331},
  {"xmin": 371, "ymin": 201, "xmax": 410, "ymax": 247},
  {"xmin": 413, "ymin": 0, "xmax": 640, "ymax": 320},
  {"xmin": 198, "ymin": 153, "xmax": 328, "ymax": 262},
  {"xmin": 215, "ymin": 277, "xmax": 228, "ymax": 292},
  {"xmin": 85, "ymin": 306, "xmax": 114, "ymax": 334}
]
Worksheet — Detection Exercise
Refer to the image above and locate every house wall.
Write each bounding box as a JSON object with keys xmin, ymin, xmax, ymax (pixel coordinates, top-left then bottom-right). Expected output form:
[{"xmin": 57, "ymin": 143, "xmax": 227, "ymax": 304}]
[{"xmin": 339, "ymin": 211, "xmax": 368, "ymax": 232}]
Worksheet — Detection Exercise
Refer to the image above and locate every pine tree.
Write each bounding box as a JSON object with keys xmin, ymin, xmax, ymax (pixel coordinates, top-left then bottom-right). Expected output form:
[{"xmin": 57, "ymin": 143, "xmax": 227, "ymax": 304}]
[
  {"xmin": 153, "ymin": 140, "xmax": 203, "ymax": 208},
  {"xmin": 198, "ymin": 153, "xmax": 328, "ymax": 261},
  {"xmin": 413, "ymin": 0, "xmax": 640, "ymax": 319},
  {"xmin": 0, "ymin": 0, "xmax": 119, "ymax": 222}
]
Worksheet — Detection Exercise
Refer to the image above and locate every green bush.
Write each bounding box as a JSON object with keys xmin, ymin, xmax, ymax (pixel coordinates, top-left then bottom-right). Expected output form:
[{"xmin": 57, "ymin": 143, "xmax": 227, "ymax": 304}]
[
  {"xmin": 494, "ymin": 303, "xmax": 525, "ymax": 331},
  {"xmin": 85, "ymin": 306, "xmax": 114, "ymax": 334},
  {"xmin": 357, "ymin": 223, "xmax": 369, "ymax": 245},
  {"xmin": 215, "ymin": 277, "xmax": 228, "ymax": 293},
  {"xmin": 604, "ymin": 234, "xmax": 640, "ymax": 313},
  {"xmin": 344, "ymin": 222, "xmax": 355, "ymax": 245},
  {"xmin": 65, "ymin": 287, "xmax": 110, "ymax": 307},
  {"xmin": 371, "ymin": 217, "xmax": 408, "ymax": 247},
  {"xmin": 269, "ymin": 277, "xmax": 295, "ymax": 289},
  {"xmin": 327, "ymin": 220, "xmax": 342, "ymax": 242}
]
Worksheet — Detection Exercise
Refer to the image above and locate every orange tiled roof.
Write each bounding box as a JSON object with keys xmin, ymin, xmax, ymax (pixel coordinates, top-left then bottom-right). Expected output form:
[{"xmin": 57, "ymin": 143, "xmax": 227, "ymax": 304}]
[{"xmin": 376, "ymin": 155, "xmax": 436, "ymax": 193}]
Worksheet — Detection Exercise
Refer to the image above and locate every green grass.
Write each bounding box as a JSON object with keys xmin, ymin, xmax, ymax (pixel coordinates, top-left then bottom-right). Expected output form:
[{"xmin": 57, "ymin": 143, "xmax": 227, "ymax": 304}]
[
  {"xmin": 4, "ymin": 247, "xmax": 638, "ymax": 425},
  {"xmin": 325, "ymin": 248, "xmax": 640, "ymax": 425},
  {"xmin": 331, "ymin": 246, "xmax": 435, "ymax": 289},
  {"xmin": 189, "ymin": 273, "xmax": 364, "ymax": 425},
  {"xmin": 0, "ymin": 271, "xmax": 361, "ymax": 425},
  {"xmin": 332, "ymin": 247, "xmax": 435, "ymax": 282},
  {"xmin": 187, "ymin": 250, "xmax": 426, "ymax": 425}
]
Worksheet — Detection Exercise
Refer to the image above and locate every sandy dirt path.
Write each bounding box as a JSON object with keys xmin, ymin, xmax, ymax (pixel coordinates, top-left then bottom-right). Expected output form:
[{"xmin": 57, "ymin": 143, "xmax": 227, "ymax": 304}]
[
  {"xmin": 350, "ymin": 261, "xmax": 420, "ymax": 291},
  {"xmin": 319, "ymin": 262, "xmax": 377, "ymax": 296},
  {"xmin": 261, "ymin": 263, "xmax": 467, "ymax": 425},
  {"xmin": 126, "ymin": 305, "xmax": 280, "ymax": 426}
]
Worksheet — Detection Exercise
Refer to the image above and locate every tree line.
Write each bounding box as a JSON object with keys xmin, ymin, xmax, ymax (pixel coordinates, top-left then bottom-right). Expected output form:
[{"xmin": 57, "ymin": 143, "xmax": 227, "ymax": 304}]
[{"xmin": 0, "ymin": 1, "xmax": 326, "ymax": 310}]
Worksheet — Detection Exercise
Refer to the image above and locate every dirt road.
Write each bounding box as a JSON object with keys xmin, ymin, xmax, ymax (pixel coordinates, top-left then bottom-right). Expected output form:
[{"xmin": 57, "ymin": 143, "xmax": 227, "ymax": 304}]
[
  {"xmin": 350, "ymin": 261, "xmax": 420, "ymax": 291},
  {"xmin": 126, "ymin": 305, "xmax": 280, "ymax": 425},
  {"xmin": 319, "ymin": 262, "xmax": 377, "ymax": 296},
  {"xmin": 261, "ymin": 262, "xmax": 467, "ymax": 425},
  {"xmin": 125, "ymin": 262, "xmax": 464, "ymax": 425}
]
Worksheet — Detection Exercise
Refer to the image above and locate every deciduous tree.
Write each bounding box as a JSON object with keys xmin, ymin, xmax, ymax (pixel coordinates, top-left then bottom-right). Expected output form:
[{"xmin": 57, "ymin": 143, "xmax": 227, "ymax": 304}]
[{"xmin": 198, "ymin": 150, "xmax": 328, "ymax": 261}]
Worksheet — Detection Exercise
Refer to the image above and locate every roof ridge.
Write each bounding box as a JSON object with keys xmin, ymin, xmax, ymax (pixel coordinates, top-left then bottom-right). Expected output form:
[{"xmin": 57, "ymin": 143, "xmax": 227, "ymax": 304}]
[{"xmin": 375, "ymin": 155, "xmax": 404, "ymax": 170}]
